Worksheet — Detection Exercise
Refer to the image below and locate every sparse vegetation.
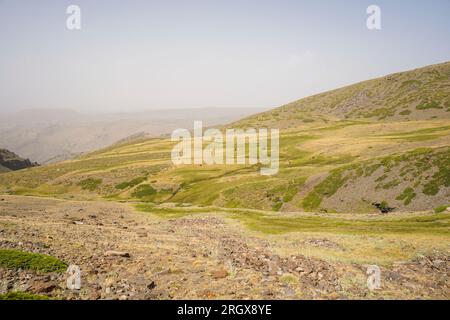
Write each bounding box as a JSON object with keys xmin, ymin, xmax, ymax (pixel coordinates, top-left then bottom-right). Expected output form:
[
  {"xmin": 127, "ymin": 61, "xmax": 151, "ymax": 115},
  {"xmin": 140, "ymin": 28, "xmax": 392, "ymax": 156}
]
[
  {"xmin": 0, "ymin": 62, "xmax": 449, "ymax": 300},
  {"xmin": 115, "ymin": 176, "xmax": 147, "ymax": 190},
  {"xmin": 396, "ymin": 187, "xmax": 416, "ymax": 205},
  {"xmin": 399, "ymin": 110, "xmax": 411, "ymax": 116},
  {"xmin": 78, "ymin": 178, "xmax": 102, "ymax": 191},
  {"xmin": 0, "ymin": 249, "xmax": 67, "ymax": 273},
  {"xmin": 0, "ymin": 62, "xmax": 448, "ymax": 214},
  {"xmin": 416, "ymin": 100, "xmax": 442, "ymax": 110},
  {"xmin": 434, "ymin": 205, "xmax": 449, "ymax": 213},
  {"xmin": 227, "ymin": 209, "xmax": 449, "ymax": 235},
  {"xmin": 0, "ymin": 292, "xmax": 49, "ymax": 300},
  {"xmin": 131, "ymin": 184, "xmax": 157, "ymax": 200},
  {"xmin": 422, "ymin": 157, "xmax": 450, "ymax": 195},
  {"xmin": 361, "ymin": 107, "xmax": 395, "ymax": 120},
  {"xmin": 136, "ymin": 203, "xmax": 212, "ymax": 218},
  {"xmin": 302, "ymin": 169, "xmax": 347, "ymax": 211}
]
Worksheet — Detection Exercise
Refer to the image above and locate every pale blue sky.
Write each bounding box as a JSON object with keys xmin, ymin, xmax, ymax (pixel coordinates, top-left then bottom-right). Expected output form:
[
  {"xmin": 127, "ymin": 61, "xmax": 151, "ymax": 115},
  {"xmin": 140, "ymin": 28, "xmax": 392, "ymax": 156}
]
[{"xmin": 0, "ymin": 0, "xmax": 449, "ymax": 113}]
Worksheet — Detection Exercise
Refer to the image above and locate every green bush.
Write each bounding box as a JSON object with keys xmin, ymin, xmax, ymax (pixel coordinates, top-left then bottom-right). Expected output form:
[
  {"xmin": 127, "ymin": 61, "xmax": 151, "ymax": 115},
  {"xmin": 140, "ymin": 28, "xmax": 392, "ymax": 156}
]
[
  {"xmin": 0, "ymin": 249, "xmax": 67, "ymax": 273},
  {"xmin": 132, "ymin": 184, "xmax": 157, "ymax": 199},
  {"xmin": 379, "ymin": 201, "xmax": 392, "ymax": 213}
]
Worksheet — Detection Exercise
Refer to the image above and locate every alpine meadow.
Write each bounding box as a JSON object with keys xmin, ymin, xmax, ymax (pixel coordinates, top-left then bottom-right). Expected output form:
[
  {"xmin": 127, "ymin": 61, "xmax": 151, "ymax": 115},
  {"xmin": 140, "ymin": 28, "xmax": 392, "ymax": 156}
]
[
  {"xmin": 0, "ymin": 1, "xmax": 449, "ymax": 303},
  {"xmin": 1, "ymin": 62, "xmax": 449, "ymax": 300}
]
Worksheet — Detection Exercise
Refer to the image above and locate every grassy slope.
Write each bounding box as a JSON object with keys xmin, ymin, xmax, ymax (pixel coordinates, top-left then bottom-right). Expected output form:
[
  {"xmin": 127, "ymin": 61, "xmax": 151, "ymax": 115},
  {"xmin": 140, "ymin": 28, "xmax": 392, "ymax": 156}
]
[
  {"xmin": 231, "ymin": 61, "xmax": 450, "ymax": 129},
  {"xmin": 0, "ymin": 62, "xmax": 449, "ymax": 214}
]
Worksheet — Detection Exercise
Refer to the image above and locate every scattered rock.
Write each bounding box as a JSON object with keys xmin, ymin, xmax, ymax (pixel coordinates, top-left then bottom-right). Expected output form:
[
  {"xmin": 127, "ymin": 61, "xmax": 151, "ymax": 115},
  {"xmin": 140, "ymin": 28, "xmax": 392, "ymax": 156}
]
[
  {"xmin": 432, "ymin": 259, "xmax": 445, "ymax": 270},
  {"xmin": 1, "ymin": 195, "xmax": 448, "ymax": 300},
  {"xmin": 219, "ymin": 237, "xmax": 341, "ymax": 293},
  {"xmin": 303, "ymin": 238, "xmax": 344, "ymax": 250},
  {"xmin": 211, "ymin": 269, "xmax": 228, "ymax": 279},
  {"xmin": 283, "ymin": 286, "xmax": 296, "ymax": 297},
  {"xmin": 136, "ymin": 231, "xmax": 147, "ymax": 237},
  {"xmin": 105, "ymin": 250, "xmax": 130, "ymax": 258},
  {"xmin": 31, "ymin": 282, "xmax": 57, "ymax": 293},
  {"xmin": 91, "ymin": 291, "xmax": 101, "ymax": 300}
]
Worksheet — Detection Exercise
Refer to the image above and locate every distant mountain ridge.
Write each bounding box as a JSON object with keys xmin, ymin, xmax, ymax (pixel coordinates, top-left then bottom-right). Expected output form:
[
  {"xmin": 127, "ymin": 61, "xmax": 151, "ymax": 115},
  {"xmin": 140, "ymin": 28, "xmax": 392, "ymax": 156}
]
[{"xmin": 0, "ymin": 107, "xmax": 265, "ymax": 164}]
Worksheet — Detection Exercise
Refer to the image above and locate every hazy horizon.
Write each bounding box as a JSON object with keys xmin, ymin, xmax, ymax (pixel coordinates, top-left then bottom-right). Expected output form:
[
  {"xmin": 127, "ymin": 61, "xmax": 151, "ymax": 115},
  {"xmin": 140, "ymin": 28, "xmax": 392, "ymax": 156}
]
[
  {"xmin": 1, "ymin": 0, "xmax": 450, "ymax": 113},
  {"xmin": 0, "ymin": 105, "xmax": 267, "ymax": 115}
]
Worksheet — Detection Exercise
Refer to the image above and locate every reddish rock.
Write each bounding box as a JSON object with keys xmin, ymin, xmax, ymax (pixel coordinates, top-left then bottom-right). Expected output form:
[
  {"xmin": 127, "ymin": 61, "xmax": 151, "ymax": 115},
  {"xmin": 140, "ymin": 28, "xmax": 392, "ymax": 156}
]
[{"xmin": 211, "ymin": 269, "xmax": 228, "ymax": 279}]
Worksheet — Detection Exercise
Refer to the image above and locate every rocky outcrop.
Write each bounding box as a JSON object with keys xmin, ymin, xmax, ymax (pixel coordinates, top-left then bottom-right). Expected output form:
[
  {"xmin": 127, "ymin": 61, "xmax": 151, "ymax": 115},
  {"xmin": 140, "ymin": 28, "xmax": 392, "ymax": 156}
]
[{"xmin": 0, "ymin": 149, "xmax": 39, "ymax": 171}]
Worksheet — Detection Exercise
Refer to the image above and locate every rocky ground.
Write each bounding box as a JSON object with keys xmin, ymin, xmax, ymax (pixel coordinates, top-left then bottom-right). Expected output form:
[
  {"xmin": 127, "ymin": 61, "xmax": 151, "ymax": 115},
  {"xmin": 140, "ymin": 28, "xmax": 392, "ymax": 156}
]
[{"xmin": 0, "ymin": 195, "xmax": 448, "ymax": 300}]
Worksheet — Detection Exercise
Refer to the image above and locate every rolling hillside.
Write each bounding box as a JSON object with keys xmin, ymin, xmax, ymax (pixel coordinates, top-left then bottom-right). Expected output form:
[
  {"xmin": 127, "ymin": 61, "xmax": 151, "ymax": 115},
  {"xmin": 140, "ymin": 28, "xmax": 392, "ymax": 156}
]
[
  {"xmin": 0, "ymin": 62, "xmax": 449, "ymax": 214},
  {"xmin": 233, "ymin": 61, "xmax": 450, "ymax": 129}
]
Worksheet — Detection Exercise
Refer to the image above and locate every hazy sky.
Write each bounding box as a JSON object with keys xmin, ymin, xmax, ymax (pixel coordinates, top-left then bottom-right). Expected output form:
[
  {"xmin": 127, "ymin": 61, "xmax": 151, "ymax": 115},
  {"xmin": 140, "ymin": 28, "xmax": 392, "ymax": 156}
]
[{"xmin": 1, "ymin": 0, "xmax": 449, "ymax": 113}]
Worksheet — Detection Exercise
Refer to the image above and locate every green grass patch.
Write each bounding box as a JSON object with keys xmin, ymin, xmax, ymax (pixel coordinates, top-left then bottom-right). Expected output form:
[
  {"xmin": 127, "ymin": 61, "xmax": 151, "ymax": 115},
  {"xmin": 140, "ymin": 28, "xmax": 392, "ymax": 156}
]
[
  {"xmin": 376, "ymin": 125, "xmax": 450, "ymax": 139},
  {"xmin": 135, "ymin": 203, "xmax": 214, "ymax": 218},
  {"xmin": 0, "ymin": 249, "xmax": 67, "ymax": 273},
  {"xmin": 115, "ymin": 176, "xmax": 147, "ymax": 190},
  {"xmin": 131, "ymin": 184, "xmax": 157, "ymax": 200},
  {"xmin": 227, "ymin": 211, "xmax": 450, "ymax": 236},
  {"xmin": 361, "ymin": 107, "xmax": 395, "ymax": 120},
  {"xmin": 301, "ymin": 170, "xmax": 347, "ymax": 211},
  {"xmin": 272, "ymin": 201, "xmax": 283, "ymax": 212},
  {"xmin": 299, "ymin": 154, "xmax": 356, "ymax": 166},
  {"xmin": 422, "ymin": 152, "xmax": 450, "ymax": 195},
  {"xmin": 78, "ymin": 178, "xmax": 102, "ymax": 191},
  {"xmin": 137, "ymin": 203, "xmax": 450, "ymax": 236},
  {"xmin": 396, "ymin": 187, "xmax": 416, "ymax": 205},
  {"xmin": 282, "ymin": 178, "xmax": 306, "ymax": 202},
  {"xmin": 399, "ymin": 110, "xmax": 411, "ymax": 116},
  {"xmin": 0, "ymin": 292, "xmax": 49, "ymax": 300},
  {"xmin": 385, "ymin": 135, "xmax": 441, "ymax": 142},
  {"xmin": 400, "ymin": 80, "xmax": 421, "ymax": 88},
  {"xmin": 379, "ymin": 179, "xmax": 400, "ymax": 190},
  {"xmin": 434, "ymin": 205, "xmax": 449, "ymax": 213},
  {"xmin": 416, "ymin": 100, "xmax": 442, "ymax": 110}
]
